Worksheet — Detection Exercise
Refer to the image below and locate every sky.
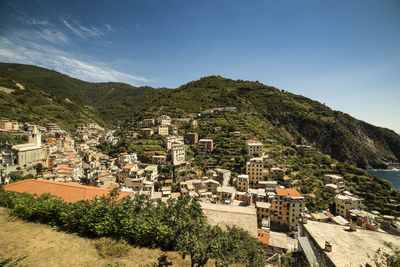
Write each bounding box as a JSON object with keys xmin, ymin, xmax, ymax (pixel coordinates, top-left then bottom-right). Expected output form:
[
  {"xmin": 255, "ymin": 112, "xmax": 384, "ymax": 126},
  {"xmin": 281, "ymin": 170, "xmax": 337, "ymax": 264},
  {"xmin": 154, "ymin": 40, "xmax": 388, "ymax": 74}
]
[{"xmin": 0, "ymin": 0, "xmax": 399, "ymax": 132}]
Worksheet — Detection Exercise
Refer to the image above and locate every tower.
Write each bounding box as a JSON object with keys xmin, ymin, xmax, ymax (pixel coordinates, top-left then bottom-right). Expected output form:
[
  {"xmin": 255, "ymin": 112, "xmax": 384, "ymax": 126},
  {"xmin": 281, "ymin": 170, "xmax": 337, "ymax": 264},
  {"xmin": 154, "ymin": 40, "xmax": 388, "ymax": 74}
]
[{"xmin": 29, "ymin": 126, "xmax": 41, "ymax": 147}]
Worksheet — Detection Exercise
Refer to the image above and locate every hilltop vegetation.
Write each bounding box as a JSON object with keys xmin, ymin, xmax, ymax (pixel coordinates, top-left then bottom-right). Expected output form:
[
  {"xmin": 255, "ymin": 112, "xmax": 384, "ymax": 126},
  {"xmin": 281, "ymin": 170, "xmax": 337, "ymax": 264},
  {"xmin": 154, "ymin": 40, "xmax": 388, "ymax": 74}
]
[{"xmin": 1, "ymin": 62, "xmax": 400, "ymax": 168}]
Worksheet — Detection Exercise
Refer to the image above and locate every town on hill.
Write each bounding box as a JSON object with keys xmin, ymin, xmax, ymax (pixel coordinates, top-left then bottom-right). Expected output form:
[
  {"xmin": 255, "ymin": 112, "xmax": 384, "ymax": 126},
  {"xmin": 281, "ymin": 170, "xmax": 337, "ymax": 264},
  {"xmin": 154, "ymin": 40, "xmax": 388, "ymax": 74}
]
[{"xmin": 1, "ymin": 97, "xmax": 400, "ymax": 265}]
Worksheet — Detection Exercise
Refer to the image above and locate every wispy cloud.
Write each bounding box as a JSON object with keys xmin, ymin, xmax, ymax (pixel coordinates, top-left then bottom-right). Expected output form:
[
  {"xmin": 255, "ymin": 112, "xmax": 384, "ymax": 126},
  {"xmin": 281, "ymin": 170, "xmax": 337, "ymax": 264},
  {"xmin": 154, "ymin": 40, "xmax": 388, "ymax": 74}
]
[
  {"xmin": 105, "ymin": 24, "xmax": 113, "ymax": 31},
  {"xmin": 62, "ymin": 19, "xmax": 104, "ymax": 38},
  {"xmin": 26, "ymin": 18, "xmax": 49, "ymax": 26},
  {"xmin": 0, "ymin": 37, "xmax": 149, "ymax": 85},
  {"xmin": 33, "ymin": 28, "xmax": 69, "ymax": 44}
]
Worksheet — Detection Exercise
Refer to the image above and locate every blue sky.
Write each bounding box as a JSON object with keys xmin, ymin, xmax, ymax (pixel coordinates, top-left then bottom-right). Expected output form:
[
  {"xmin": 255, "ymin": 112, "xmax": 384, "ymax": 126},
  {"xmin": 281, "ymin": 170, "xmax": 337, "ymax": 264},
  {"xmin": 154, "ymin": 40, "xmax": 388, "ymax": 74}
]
[{"xmin": 1, "ymin": 0, "xmax": 399, "ymax": 132}]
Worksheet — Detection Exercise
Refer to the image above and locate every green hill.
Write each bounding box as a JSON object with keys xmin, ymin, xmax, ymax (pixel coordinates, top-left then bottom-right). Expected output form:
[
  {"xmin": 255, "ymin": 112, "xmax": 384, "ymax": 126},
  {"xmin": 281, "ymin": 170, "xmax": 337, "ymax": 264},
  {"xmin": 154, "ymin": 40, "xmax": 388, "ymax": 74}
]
[{"xmin": 1, "ymin": 62, "xmax": 399, "ymax": 169}]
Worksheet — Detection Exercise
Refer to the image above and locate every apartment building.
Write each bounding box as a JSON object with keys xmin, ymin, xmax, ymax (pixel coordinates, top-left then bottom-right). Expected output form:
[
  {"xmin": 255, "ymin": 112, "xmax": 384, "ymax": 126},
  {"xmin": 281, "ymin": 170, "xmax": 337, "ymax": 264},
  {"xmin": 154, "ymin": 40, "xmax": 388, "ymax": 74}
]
[
  {"xmin": 171, "ymin": 142, "xmax": 185, "ymax": 166},
  {"xmin": 246, "ymin": 157, "xmax": 265, "ymax": 185},
  {"xmin": 323, "ymin": 174, "xmax": 345, "ymax": 192},
  {"xmin": 198, "ymin": 139, "xmax": 213, "ymax": 156},
  {"xmin": 335, "ymin": 194, "xmax": 363, "ymax": 219},
  {"xmin": 236, "ymin": 174, "xmax": 249, "ymax": 192},
  {"xmin": 185, "ymin": 132, "xmax": 198, "ymax": 144},
  {"xmin": 271, "ymin": 188, "xmax": 305, "ymax": 231},
  {"xmin": 158, "ymin": 125, "xmax": 169, "ymax": 136},
  {"xmin": 245, "ymin": 140, "xmax": 263, "ymax": 157}
]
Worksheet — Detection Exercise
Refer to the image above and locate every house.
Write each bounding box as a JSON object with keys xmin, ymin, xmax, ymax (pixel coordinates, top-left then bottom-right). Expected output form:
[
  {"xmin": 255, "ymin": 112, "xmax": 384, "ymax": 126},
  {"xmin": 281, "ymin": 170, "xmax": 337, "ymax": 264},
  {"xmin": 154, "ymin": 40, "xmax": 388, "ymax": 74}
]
[
  {"xmin": 214, "ymin": 168, "xmax": 231, "ymax": 186},
  {"xmin": 144, "ymin": 165, "xmax": 158, "ymax": 181},
  {"xmin": 168, "ymin": 124, "xmax": 178, "ymax": 135},
  {"xmin": 259, "ymin": 181, "xmax": 278, "ymax": 192},
  {"xmin": 245, "ymin": 140, "xmax": 263, "ymax": 157},
  {"xmin": 198, "ymin": 139, "xmax": 213, "ymax": 156},
  {"xmin": 203, "ymin": 179, "xmax": 220, "ymax": 194},
  {"xmin": 310, "ymin": 212, "xmax": 330, "ymax": 223},
  {"xmin": 256, "ymin": 202, "xmax": 271, "ymax": 227},
  {"xmin": 156, "ymin": 115, "xmax": 171, "ymax": 125},
  {"xmin": 117, "ymin": 152, "xmax": 137, "ymax": 167},
  {"xmin": 296, "ymin": 145, "xmax": 318, "ymax": 156},
  {"xmin": 4, "ymin": 179, "xmax": 131, "ymax": 202},
  {"xmin": 158, "ymin": 125, "xmax": 169, "ymax": 136},
  {"xmin": 229, "ymin": 131, "xmax": 241, "ymax": 137},
  {"xmin": 185, "ymin": 132, "xmax": 198, "ymax": 144},
  {"xmin": 45, "ymin": 123, "xmax": 61, "ymax": 133},
  {"xmin": 323, "ymin": 174, "xmax": 345, "ymax": 192},
  {"xmin": 217, "ymin": 186, "xmax": 235, "ymax": 202},
  {"xmin": 236, "ymin": 174, "xmax": 249, "ymax": 192},
  {"xmin": 142, "ymin": 118, "xmax": 155, "ymax": 127},
  {"xmin": 141, "ymin": 128, "xmax": 154, "ymax": 137},
  {"xmin": 191, "ymin": 119, "xmax": 198, "ymax": 128},
  {"xmin": 246, "ymin": 158, "xmax": 264, "ymax": 185},
  {"xmin": 271, "ymin": 188, "xmax": 305, "ymax": 231},
  {"xmin": 334, "ymin": 194, "xmax": 362, "ymax": 219},
  {"xmin": 164, "ymin": 136, "xmax": 184, "ymax": 150},
  {"xmin": 171, "ymin": 142, "xmax": 185, "ymax": 166},
  {"xmin": 152, "ymin": 155, "xmax": 167, "ymax": 165}
]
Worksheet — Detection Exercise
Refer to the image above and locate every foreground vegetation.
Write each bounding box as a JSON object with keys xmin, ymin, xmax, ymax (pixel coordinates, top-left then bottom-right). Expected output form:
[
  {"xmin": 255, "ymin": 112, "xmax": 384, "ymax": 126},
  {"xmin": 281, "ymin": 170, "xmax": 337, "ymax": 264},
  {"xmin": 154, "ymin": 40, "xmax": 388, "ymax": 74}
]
[
  {"xmin": 0, "ymin": 189, "xmax": 265, "ymax": 267},
  {"xmin": 0, "ymin": 207, "xmax": 197, "ymax": 267}
]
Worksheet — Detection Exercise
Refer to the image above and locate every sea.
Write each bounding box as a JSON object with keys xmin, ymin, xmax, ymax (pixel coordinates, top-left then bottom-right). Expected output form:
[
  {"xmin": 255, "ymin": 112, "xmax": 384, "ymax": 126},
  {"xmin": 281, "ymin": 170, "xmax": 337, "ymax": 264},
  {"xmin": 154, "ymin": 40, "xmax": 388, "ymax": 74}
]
[{"xmin": 366, "ymin": 163, "xmax": 400, "ymax": 191}]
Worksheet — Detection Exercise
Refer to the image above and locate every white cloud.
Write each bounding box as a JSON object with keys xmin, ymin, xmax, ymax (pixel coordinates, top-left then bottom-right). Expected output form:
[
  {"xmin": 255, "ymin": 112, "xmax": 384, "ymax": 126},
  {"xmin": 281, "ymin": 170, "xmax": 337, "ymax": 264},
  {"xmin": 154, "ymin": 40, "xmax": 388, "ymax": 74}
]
[
  {"xmin": 26, "ymin": 18, "xmax": 49, "ymax": 26},
  {"xmin": 0, "ymin": 38, "xmax": 149, "ymax": 85},
  {"xmin": 34, "ymin": 28, "xmax": 69, "ymax": 44},
  {"xmin": 105, "ymin": 24, "xmax": 113, "ymax": 31},
  {"xmin": 62, "ymin": 19, "xmax": 104, "ymax": 38}
]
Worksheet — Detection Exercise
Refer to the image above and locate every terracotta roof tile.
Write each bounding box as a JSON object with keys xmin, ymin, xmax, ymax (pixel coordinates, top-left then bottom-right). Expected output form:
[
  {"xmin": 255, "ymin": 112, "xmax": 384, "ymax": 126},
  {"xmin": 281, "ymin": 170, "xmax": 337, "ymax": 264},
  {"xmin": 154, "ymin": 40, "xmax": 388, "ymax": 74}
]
[
  {"xmin": 257, "ymin": 229, "xmax": 270, "ymax": 245},
  {"xmin": 4, "ymin": 179, "xmax": 131, "ymax": 203},
  {"xmin": 275, "ymin": 188, "xmax": 303, "ymax": 198}
]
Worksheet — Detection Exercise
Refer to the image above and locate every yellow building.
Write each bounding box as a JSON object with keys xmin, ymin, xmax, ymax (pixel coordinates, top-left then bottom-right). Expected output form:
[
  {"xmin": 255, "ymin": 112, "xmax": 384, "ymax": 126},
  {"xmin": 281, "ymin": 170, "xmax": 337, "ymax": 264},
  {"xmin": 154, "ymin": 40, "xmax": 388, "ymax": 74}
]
[
  {"xmin": 245, "ymin": 140, "xmax": 263, "ymax": 156},
  {"xmin": 217, "ymin": 186, "xmax": 235, "ymax": 202},
  {"xmin": 334, "ymin": 194, "xmax": 362, "ymax": 219},
  {"xmin": 246, "ymin": 157, "xmax": 264, "ymax": 185},
  {"xmin": 256, "ymin": 202, "xmax": 271, "ymax": 227},
  {"xmin": 236, "ymin": 174, "xmax": 249, "ymax": 192},
  {"xmin": 158, "ymin": 125, "xmax": 169, "ymax": 136}
]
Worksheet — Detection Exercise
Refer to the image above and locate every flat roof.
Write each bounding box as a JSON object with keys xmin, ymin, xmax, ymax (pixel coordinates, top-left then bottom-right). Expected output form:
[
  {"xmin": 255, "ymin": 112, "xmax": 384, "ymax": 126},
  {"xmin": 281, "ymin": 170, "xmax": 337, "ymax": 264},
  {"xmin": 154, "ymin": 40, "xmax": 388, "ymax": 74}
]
[
  {"xmin": 4, "ymin": 179, "xmax": 131, "ymax": 203},
  {"xmin": 303, "ymin": 220, "xmax": 400, "ymax": 267},
  {"xmin": 256, "ymin": 202, "xmax": 271, "ymax": 209},
  {"xmin": 200, "ymin": 202, "xmax": 257, "ymax": 237}
]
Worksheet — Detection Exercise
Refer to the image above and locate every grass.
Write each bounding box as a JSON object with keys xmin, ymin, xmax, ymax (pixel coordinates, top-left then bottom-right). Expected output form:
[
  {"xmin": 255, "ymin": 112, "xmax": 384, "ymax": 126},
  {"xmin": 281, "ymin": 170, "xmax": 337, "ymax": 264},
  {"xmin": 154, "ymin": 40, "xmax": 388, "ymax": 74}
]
[{"xmin": 0, "ymin": 207, "xmax": 209, "ymax": 267}]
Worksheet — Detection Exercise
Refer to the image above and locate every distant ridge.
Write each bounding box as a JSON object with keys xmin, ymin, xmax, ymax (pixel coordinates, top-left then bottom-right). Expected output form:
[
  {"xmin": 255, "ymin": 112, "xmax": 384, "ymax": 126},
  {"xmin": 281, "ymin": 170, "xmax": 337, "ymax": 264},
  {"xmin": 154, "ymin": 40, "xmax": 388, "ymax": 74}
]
[{"xmin": 1, "ymin": 62, "xmax": 400, "ymax": 169}]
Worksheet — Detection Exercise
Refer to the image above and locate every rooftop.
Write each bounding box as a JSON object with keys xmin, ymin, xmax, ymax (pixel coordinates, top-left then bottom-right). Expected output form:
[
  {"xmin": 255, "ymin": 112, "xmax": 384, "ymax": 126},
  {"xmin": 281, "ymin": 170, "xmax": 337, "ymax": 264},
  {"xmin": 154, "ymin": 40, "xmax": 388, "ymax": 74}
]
[
  {"xmin": 201, "ymin": 202, "xmax": 257, "ymax": 237},
  {"xmin": 302, "ymin": 220, "xmax": 400, "ymax": 267},
  {"xmin": 275, "ymin": 188, "xmax": 303, "ymax": 198},
  {"xmin": 4, "ymin": 179, "xmax": 131, "ymax": 203}
]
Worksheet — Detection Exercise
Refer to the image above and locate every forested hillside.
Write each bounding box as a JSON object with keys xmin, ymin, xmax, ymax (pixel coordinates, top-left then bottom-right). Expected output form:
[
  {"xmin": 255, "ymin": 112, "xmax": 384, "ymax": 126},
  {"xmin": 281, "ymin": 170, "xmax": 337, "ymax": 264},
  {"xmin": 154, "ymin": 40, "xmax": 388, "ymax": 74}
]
[{"xmin": 1, "ymin": 62, "xmax": 399, "ymax": 168}]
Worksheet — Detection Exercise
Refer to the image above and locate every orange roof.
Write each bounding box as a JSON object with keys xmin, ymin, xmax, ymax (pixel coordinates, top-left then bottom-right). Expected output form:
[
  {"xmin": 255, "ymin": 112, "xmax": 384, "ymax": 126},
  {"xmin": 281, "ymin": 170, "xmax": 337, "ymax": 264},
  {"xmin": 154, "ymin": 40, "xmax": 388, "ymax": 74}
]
[
  {"xmin": 324, "ymin": 211, "xmax": 334, "ymax": 219},
  {"xmin": 119, "ymin": 152, "xmax": 128, "ymax": 155},
  {"xmin": 4, "ymin": 179, "xmax": 131, "ymax": 203},
  {"xmin": 308, "ymin": 193, "xmax": 317, "ymax": 198},
  {"xmin": 257, "ymin": 229, "xmax": 270, "ymax": 245},
  {"xmin": 122, "ymin": 164, "xmax": 134, "ymax": 169},
  {"xmin": 283, "ymin": 175, "xmax": 291, "ymax": 180},
  {"xmin": 164, "ymin": 179, "xmax": 173, "ymax": 184},
  {"xmin": 275, "ymin": 188, "xmax": 303, "ymax": 198},
  {"xmin": 107, "ymin": 184, "xmax": 117, "ymax": 190}
]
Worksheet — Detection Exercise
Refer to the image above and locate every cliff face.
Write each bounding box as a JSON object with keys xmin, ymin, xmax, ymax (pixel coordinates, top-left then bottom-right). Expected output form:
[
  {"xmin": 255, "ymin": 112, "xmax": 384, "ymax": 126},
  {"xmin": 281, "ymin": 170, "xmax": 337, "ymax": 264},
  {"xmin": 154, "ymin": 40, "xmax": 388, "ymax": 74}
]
[{"xmin": 1, "ymin": 63, "xmax": 399, "ymax": 168}]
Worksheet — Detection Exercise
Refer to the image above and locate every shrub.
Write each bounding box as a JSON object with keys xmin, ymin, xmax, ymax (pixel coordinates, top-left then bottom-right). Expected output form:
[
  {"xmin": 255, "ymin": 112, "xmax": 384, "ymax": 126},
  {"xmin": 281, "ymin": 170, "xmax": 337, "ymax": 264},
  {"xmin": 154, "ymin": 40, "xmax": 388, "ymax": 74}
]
[{"xmin": 94, "ymin": 237, "xmax": 130, "ymax": 258}]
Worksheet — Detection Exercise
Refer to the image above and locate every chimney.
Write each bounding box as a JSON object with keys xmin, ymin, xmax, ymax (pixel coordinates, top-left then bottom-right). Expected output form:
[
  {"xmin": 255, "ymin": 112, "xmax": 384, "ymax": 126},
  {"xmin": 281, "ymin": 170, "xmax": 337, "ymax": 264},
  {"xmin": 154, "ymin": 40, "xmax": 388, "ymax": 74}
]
[
  {"xmin": 325, "ymin": 241, "xmax": 332, "ymax": 252},
  {"xmin": 301, "ymin": 214, "xmax": 308, "ymax": 224},
  {"xmin": 350, "ymin": 213, "xmax": 357, "ymax": 231}
]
